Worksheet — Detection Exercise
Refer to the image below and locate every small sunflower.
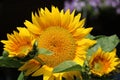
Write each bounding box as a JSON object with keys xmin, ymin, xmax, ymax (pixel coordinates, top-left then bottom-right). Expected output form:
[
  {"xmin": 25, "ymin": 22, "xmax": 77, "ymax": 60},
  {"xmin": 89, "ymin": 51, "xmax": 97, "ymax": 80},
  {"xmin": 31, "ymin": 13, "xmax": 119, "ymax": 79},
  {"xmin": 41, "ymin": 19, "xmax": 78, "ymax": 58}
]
[
  {"xmin": 89, "ymin": 48, "xmax": 120, "ymax": 76},
  {"xmin": 21, "ymin": 6, "xmax": 96, "ymax": 80},
  {"xmin": 1, "ymin": 27, "xmax": 35, "ymax": 58}
]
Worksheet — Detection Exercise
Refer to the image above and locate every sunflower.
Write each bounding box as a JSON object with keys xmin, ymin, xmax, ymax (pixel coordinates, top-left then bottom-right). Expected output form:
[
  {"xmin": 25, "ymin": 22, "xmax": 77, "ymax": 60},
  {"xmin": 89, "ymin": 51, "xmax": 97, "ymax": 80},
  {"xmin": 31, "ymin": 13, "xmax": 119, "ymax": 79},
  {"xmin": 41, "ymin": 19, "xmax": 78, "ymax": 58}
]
[
  {"xmin": 1, "ymin": 27, "xmax": 35, "ymax": 58},
  {"xmin": 89, "ymin": 48, "xmax": 120, "ymax": 76},
  {"xmin": 21, "ymin": 6, "xmax": 96, "ymax": 80}
]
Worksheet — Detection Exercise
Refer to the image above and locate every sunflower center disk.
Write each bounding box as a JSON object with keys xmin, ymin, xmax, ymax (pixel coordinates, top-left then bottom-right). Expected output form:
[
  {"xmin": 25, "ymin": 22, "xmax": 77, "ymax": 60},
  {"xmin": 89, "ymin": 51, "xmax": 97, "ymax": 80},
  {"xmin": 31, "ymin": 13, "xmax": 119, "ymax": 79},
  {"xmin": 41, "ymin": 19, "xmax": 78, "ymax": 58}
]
[{"xmin": 38, "ymin": 27, "xmax": 76, "ymax": 67}]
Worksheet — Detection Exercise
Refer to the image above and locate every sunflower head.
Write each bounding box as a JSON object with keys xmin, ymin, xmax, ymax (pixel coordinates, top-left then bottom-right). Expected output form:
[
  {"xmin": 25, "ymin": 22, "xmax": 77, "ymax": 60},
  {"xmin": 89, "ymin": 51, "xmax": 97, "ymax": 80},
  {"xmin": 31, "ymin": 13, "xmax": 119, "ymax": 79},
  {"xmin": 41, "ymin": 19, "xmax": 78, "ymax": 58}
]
[
  {"xmin": 1, "ymin": 27, "xmax": 35, "ymax": 58},
  {"xmin": 89, "ymin": 48, "xmax": 120, "ymax": 76},
  {"xmin": 20, "ymin": 6, "xmax": 96, "ymax": 80}
]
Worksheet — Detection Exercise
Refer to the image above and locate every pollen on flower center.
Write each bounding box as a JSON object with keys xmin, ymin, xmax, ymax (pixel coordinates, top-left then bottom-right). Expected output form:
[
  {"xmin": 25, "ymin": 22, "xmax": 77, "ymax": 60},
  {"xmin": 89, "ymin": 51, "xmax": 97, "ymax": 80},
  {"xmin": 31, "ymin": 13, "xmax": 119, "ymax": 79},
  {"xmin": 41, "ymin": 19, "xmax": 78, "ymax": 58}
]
[
  {"xmin": 93, "ymin": 62, "xmax": 103, "ymax": 72},
  {"xmin": 37, "ymin": 27, "xmax": 76, "ymax": 67}
]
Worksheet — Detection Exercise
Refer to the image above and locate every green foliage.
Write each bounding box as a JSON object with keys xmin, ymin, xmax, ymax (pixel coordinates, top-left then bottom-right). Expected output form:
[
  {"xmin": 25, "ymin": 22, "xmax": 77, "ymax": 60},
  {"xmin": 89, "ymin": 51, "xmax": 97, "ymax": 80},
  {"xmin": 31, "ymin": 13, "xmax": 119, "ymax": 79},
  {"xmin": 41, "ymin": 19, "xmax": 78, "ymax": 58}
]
[
  {"xmin": 0, "ymin": 56, "xmax": 22, "ymax": 68},
  {"xmin": 0, "ymin": 50, "xmax": 21, "ymax": 68},
  {"xmin": 87, "ymin": 34, "xmax": 119, "ymax": 56},
  {"xmin": 96, "ymin": 34, "xmax": 119, "ymax": 52},
  {"xmin": 53, "ymin": 60, "xmax": 82, "ymax": 73},
  {"xmin": 17, "ymin": 72, "xmax": 24, "ymax": 80},
  {"xmin": 37, "ymin": 48, "xmax": 53, "ymax": 55},
  {"xmin": 86, "ymin": 34, "xmax": 96, "ymax": 39}
]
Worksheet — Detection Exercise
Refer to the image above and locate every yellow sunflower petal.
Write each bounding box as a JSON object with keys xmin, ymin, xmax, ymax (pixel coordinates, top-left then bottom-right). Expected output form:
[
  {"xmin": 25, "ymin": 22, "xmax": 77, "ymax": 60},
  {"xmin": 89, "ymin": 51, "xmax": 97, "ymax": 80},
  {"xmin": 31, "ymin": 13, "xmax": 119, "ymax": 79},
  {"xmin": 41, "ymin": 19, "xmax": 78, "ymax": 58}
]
[
  {"xmin": 43, "ymin": 72, "xmax": 52, "ymax": 80},
  {"xmin": 24, "ymin": 20, "xmax": 41, "ymax": 35},
  {"xmin": 76, "ymin": 38, "xmax": 96, "ymax": 49},
  {"xmin": 32, "ymin": 12, "xmax": 40, "ymax": 27},
  {"xmin": 73, "ymin": 27, "xmax": 93, "ymax": 39},
  {"xmin": 32, "ymin": 65, "xmax": 52, "ymax": 76},
  {"xmin": 25, "ymin": 65, "xmax": 40, "ymax": 76},
  {"xmin": 62, "ymin": 71, "xmax": 82, "ymax": 80},
  {"xmin": 73, "ymin": 47, "xmax": 87, "ymax": 66},
  {"xmin": 18, "ymin": 59, "xmax": 41, "ymax": 76}
]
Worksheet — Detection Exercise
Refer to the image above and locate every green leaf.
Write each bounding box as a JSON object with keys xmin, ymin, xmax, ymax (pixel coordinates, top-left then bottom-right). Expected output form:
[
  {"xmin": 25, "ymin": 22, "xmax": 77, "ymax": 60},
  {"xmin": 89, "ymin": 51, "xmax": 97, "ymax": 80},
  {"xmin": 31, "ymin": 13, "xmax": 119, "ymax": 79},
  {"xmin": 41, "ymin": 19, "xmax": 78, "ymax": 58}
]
[
  {"xmin": 17, "ymin": 72, "xmax": 25, "ymax": 80},
  {"xmin": 0, "ymin": 56, "xmax": 22, "ymax": 68},
  {"xmin": 87, "ymin": 34, "xmax": 120, "ymax": 56},
  {"xmin": 96, "ymin": 34, "xmax": 119, "ymax": 52},
  {"xmin": 53, "ymin": 60, "xmax": 82, "ymax": 73},
  {"xmin": 87, "ymin": 44, "xmax": 100, "ymax": 56},
  {"xmin": 2, "ymin": 50, "xmax": 9, "ymax": 57},
  {"xmin": 85, "ymin": 34, "xmax": 95, "ymax": 39},
  {"xmin": 37, "ymin": 48, "xmax": 53, "ymax": 55}
]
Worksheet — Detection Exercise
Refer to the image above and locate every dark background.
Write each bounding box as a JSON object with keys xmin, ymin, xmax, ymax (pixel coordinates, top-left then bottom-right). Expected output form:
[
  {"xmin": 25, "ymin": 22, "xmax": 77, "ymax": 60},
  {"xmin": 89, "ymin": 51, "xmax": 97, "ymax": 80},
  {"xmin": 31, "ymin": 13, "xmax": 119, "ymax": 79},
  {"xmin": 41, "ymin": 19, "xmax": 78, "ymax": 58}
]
[{"xmin": 0, "ymin": 0, "xmax": 120, "ymax": 80}]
